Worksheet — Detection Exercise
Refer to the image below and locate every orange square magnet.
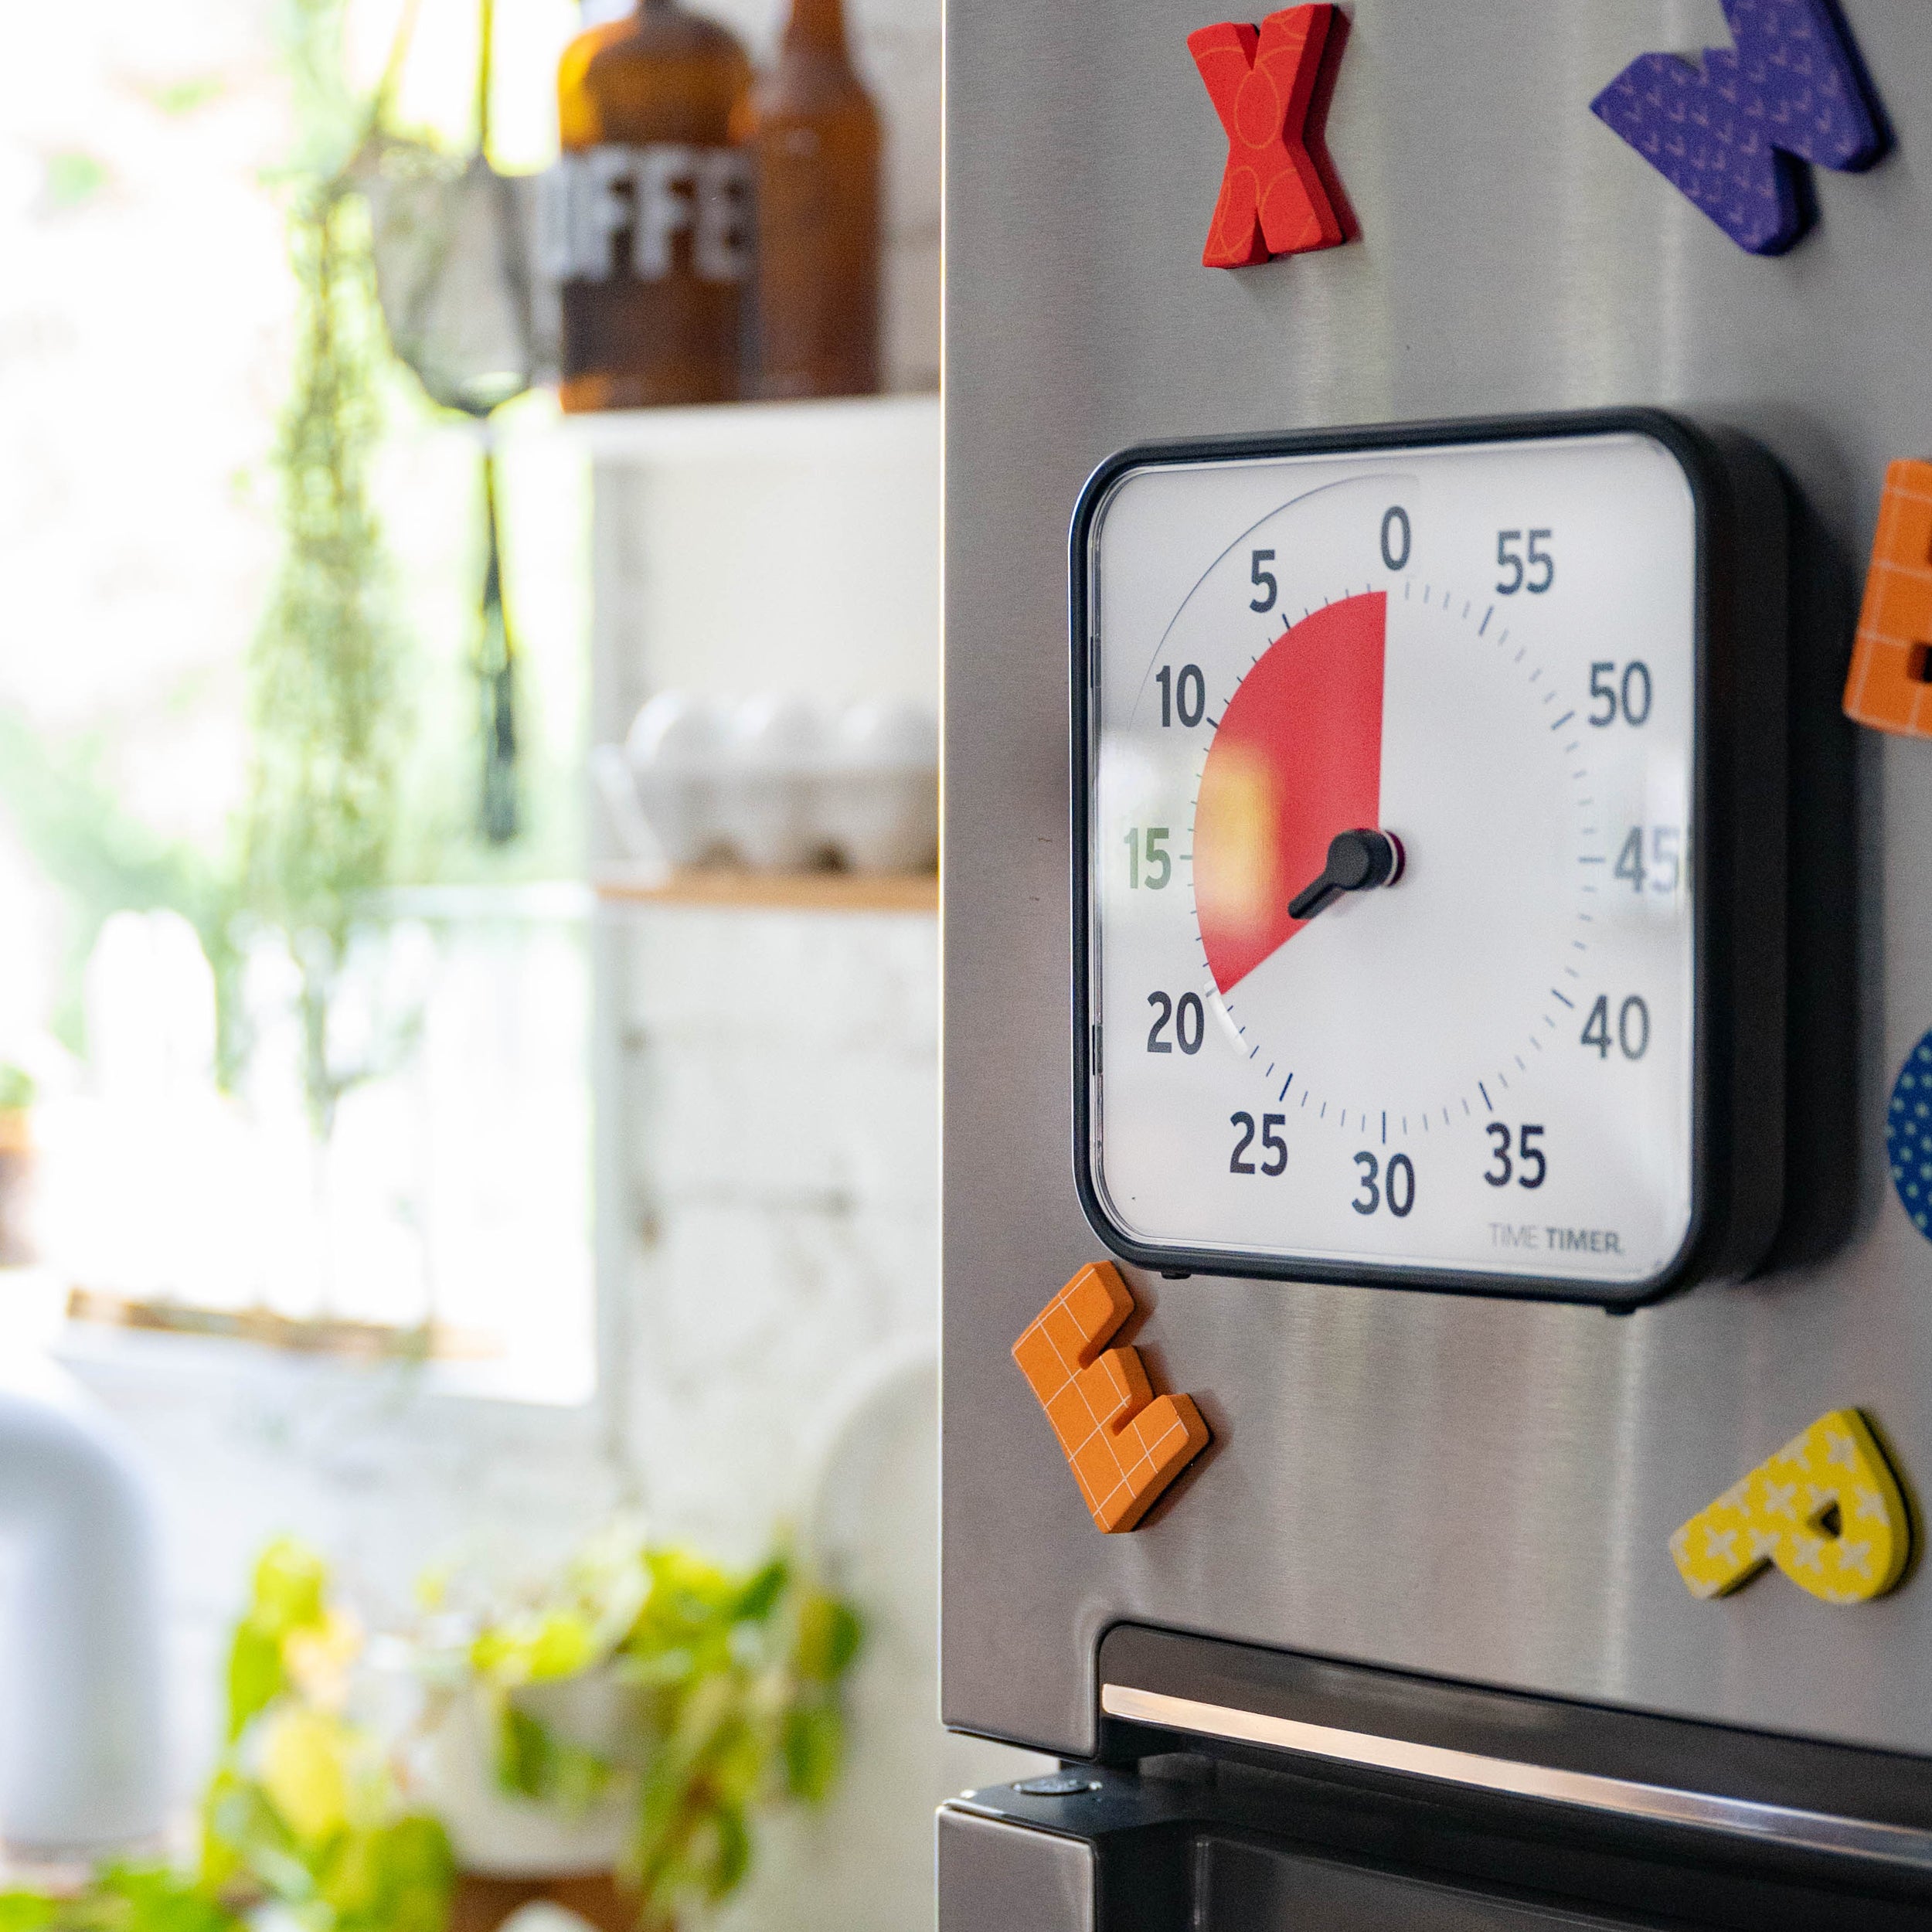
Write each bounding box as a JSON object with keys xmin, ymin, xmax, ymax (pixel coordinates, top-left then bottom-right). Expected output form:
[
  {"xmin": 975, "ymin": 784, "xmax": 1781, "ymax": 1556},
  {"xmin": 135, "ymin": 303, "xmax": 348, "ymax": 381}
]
[
  {"xmin": 1012, "ymin": 1262, "xmax": 1209, "ymax": 1533},
  {"xmin": 1844, "ymin": 459, "xmax": 1932, "ymax": 739}
]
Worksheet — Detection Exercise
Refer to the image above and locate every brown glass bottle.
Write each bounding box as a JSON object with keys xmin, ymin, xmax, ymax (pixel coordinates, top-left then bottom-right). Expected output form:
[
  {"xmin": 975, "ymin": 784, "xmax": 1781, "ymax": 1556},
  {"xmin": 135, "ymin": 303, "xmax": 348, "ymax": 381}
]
[
  {"xmin": 549, "ymin": 0, "xmax": 753, "ymax": 411},
  {"xmin": 740, "ymin": 0, "xmax": 883, "ymax": 400}
]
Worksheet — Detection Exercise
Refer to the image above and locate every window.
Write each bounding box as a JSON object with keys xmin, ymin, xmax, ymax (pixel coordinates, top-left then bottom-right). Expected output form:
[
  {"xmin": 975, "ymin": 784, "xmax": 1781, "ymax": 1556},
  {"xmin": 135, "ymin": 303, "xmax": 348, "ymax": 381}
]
[{"xmin": 0, "ymin": 0, "xmax": 593, "ymax": 1401}]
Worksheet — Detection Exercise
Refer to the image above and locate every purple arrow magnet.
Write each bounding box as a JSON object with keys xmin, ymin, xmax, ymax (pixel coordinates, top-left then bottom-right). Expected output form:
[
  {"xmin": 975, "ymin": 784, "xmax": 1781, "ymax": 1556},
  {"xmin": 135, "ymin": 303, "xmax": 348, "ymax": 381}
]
[{"xmin": 1591, "ymin": 0, "xmax": 1885, "ymax": 255}]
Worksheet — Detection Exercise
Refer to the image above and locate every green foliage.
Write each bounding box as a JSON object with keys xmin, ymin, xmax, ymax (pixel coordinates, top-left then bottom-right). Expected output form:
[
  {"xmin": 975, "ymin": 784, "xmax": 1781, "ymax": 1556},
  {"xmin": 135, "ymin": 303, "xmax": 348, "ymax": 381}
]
[
  {"xmin": 203, "ymin": 1539, "xmax": 455, "ymax": 1932},
  {"xmin": 0, "ymin": 1065, "xmax": 32, "ymax": 1112},
  {"xmin": 242, "ymin": 0, "xmax": 412, "ymax": 1142},
  {"xmin": 0, "ymin": 1525, "xmax": 853, "ymax": 1932},
  {"xmin": 781, "ymin": 1592, "xmax": 863, "ymax": 1804},
  {"xmin": 0, "ymin": 1869, "xmax": 238, "ymax": 1932},
  {"xmin": 460, "ymin": 1530, "xmax": 864, "ymax": 1932},
  {"xmin": 242, "ymin": 167, "xmax": 400, "ymax": 962},
  {"xmin": 0, "ymin": 711, "xmax": 241, "ymax": 1073},
  {"xmin": 145, "ymin": 76, "xmax": 226, "ymax": 117},
  {"xmin": 0, "ymin": 0, "xmax": 411, "ymax": 1124},
  {"xmin": 493, "ymin": 1703, "xmax": 613, "ymax": 1812},
  {"xmin": 225, "ymin": 1537, "xmax": 332, "ymax": 1740},
  {"xmin": 43, "ymin": 151, "xmax": 110, "ymax": 210},
  {"xmin": 203, "ymin": 1769, "xmax": 453, "ymax": 1932},
  {"xmin": 0, "ymin": 0, "xmax": 590, "ymax": 1106}
]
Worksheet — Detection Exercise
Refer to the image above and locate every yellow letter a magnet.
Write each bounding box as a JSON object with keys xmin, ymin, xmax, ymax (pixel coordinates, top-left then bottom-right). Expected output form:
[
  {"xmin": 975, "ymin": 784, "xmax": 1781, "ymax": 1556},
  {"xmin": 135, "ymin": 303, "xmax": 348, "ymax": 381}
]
[{"xmin": 1670, "ymin": 1410, "xmax": 1911, "ymax": 1607}]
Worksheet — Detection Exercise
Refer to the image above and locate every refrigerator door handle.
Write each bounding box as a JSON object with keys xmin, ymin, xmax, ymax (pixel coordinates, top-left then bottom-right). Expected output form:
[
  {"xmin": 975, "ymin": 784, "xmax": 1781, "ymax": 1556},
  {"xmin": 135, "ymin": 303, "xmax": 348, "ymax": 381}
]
[{"xmin": 1100, "ymin": 1682, "xmax": 1932, "ymax": 1872}]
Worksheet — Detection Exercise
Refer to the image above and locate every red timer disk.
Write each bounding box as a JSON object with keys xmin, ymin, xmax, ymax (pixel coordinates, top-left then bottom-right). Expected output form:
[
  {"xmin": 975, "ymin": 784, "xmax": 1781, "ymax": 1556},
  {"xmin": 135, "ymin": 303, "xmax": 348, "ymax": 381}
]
[{"xmin": 1195, "ymin": 591, "xmax": 1386, "ymax": 993}]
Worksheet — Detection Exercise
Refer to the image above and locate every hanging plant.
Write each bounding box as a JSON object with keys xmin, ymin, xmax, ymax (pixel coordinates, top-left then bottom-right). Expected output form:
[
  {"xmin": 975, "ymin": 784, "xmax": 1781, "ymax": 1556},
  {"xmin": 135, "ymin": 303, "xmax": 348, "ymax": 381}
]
[{"xmin": 241, "ymin": 0, "xmax": 412, "ymax": 1143}]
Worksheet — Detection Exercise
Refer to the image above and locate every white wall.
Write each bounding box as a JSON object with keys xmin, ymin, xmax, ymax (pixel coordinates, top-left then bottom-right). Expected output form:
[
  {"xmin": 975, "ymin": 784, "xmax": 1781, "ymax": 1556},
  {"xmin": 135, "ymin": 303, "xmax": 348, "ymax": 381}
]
[{"xmin": 582, "ymin": 399, "xmax": 940, "ymax": 713}]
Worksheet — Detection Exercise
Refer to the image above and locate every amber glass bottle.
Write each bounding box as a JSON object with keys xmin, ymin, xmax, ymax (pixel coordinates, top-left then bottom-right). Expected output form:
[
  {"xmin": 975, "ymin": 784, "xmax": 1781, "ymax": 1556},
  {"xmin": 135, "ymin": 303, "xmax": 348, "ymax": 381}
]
[
  {"xmin": 740, "ymin": 0, "xmax": 883, "ymax": 399},
  {"xmin": 549, "ymin": 0, "xmax": 753, "ymax": 411}
]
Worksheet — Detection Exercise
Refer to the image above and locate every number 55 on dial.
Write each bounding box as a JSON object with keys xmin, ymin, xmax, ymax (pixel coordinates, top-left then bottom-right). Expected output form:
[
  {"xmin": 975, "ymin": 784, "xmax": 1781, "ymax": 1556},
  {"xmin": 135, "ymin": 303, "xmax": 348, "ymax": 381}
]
[{"xmin": 1070, "ymin": 412, "xmax": 1789, "ymax": 1306}]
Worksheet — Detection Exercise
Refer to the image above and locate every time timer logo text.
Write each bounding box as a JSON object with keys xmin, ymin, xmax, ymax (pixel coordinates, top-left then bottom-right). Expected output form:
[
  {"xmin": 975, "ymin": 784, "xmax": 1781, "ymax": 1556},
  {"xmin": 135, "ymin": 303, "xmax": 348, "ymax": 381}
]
[{"xmin": 1490, "ymin": 1224, "xmax": 1624, "ymax": 1256}]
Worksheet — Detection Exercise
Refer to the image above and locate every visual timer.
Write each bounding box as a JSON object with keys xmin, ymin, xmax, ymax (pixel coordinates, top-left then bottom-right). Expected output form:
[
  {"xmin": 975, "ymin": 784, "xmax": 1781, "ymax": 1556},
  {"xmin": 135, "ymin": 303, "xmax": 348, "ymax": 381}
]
[{"xmin": 1070, "ymin": 413, "xmax": 1787, "ymax": 1307}]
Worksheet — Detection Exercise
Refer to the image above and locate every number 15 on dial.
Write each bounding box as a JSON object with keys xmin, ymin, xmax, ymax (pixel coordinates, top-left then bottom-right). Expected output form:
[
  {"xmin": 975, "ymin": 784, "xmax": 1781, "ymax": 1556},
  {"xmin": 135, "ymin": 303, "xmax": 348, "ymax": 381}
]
[{"xmin": 1070, "ymin": 413, "xmax": 1788, "ymax": 1306}]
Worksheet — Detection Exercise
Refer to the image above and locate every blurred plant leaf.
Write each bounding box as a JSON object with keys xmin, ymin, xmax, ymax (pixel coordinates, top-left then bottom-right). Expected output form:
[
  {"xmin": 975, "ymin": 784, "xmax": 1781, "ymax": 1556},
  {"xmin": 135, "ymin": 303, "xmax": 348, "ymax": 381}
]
[
  {"xmin": 260, "ymin": 1706, "xmax": 354, "ymax": 1843},
  {"xmin": 471, "ymin": 1606, "xmax": 599, "ymax": 1686},
  {"xmin": 0, "ymin": 1869, "xmax": 242, "ymax": 1932},
  {"xmin": 206, "ymin": 1539, "xmax": 452, "ymax": 1932},
  {"xmin": 226, "ymin": 1537, "xmax": 332, "ymax": 1740},
  {"xmin": 782, "ymin": 1701, "xmax": 845, "ymax": 1804},
  {"xmin": 792, "ymin": 1591, "xmax": 863, "ymax": 1684},
  {"xmin": 43, "ymin": 151, "xmax": 109, "ymax": 210},
  {"xmin": 146, "ymin": 76, "xmax": 226, "ymax": 117},
  {"xmin": 493, "ymin": 1702, "xmax": 614, "ymax": 1811}
]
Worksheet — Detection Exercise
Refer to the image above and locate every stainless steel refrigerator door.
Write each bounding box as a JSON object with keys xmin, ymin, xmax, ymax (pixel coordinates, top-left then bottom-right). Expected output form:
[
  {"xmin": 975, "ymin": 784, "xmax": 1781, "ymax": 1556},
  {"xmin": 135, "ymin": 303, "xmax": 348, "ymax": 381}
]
[{"xmin": 942, "ymin": 0, "xmax": 1932, "ymax": 1761}]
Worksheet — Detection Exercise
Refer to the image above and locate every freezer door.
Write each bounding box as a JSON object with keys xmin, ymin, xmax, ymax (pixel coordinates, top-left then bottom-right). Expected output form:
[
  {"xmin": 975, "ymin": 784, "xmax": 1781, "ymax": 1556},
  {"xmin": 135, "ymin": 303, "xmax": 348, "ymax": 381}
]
[
  {"xmin": 936, "ymin": 1804, "xmax": 1651, "ymax": 1932},
  {"xmin": 941, "ymin": 1769, "xmax": 1932, "ymax": 1931},
  {"xmin": 937, "ymin": 1809, "xmax": 1094, "ymax": 1932},
  {"xmin": 1201, "ymin": 1839, "xmax": 1658, "ymax": 1931}
]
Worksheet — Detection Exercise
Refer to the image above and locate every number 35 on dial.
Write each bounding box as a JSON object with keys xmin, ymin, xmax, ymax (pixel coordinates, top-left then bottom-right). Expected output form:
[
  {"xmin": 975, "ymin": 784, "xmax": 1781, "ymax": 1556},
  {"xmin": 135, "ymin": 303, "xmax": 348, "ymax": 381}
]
[{"xmin": 1070, "ymin": 413, "xmax": 1788, "ymax": 1306}]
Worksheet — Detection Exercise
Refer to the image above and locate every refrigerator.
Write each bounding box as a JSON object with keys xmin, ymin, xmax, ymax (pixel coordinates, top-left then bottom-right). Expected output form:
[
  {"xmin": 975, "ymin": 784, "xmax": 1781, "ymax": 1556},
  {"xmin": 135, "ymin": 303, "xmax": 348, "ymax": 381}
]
[{"xmin": 938, "ymin": 2, "xmax": 1932, "ymax": 1925}]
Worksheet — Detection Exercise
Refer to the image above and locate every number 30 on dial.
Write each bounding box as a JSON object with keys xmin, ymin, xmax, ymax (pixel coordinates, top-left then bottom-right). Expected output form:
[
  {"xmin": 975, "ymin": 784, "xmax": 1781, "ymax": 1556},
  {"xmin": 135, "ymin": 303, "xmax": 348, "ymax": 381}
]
[{"xmin": 1070, "ymin": 413, "xmax": 1788, "ymax": 1305}]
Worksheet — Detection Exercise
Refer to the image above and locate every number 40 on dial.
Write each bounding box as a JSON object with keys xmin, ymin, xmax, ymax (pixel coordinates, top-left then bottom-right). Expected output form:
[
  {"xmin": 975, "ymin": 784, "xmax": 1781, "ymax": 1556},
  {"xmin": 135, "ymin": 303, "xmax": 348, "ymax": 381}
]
[{"xmin": 1070, "ymin": 412, "xmax": 1789, "ymax": 1306}]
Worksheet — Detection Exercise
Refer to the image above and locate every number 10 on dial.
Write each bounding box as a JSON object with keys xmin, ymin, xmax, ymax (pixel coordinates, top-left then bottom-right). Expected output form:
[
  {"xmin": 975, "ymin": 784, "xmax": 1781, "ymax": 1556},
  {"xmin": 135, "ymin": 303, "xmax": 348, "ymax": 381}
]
[{"xmin": 1070, "ymin": 413, "xmax": 1788, "ymax": 1305}]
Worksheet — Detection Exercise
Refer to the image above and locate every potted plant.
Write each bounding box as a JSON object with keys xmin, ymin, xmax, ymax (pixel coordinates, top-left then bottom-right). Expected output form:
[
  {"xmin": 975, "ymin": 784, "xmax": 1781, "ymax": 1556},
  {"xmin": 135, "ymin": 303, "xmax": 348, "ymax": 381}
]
[{"xmin": 401, "ymin": 1524, "xmax": 862, "ymax": 1932}]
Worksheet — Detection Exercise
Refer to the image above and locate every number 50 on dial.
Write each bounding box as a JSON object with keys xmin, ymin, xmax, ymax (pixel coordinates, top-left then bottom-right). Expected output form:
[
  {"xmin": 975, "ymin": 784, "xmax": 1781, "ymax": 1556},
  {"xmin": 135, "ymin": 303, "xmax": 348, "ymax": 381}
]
[{"xmin": 1070, "ymin": 413, "xmax": 1788, "ymax": 1305}]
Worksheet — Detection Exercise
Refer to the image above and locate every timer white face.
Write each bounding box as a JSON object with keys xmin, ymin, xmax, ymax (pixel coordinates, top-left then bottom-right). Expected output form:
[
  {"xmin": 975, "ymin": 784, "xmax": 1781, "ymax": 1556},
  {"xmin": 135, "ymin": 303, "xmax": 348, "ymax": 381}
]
[{"xmin": 1071, "ymin": 417, "xmax": 1787, "ymax": 1304}]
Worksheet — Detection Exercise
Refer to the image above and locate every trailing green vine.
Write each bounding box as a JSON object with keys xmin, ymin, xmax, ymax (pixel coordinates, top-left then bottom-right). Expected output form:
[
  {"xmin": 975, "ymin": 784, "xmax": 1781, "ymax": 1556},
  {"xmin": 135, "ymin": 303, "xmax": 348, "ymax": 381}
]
[{"xmin": 240, "ymin": 0, "xmax": 410, "ymax": 1141}]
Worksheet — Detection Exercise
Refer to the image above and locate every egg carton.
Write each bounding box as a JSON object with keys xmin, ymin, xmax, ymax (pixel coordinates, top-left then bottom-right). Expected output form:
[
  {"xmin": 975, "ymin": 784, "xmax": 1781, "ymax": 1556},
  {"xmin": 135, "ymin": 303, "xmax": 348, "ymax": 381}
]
[{"xmin": 594, "ymin": 693, "xmax": 939, "ymax": 875}]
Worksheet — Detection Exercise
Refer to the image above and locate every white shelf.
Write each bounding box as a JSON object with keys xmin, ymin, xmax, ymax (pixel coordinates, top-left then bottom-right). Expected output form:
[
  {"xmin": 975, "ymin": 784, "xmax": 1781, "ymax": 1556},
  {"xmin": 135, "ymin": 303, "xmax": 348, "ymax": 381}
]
[
  {"xmin": 560, "ymin": 390, "xmax": 939, "ymax": 465},
  {"xmin": 596, "ymin": 866, "xmax": 937, "ymax": 915}
]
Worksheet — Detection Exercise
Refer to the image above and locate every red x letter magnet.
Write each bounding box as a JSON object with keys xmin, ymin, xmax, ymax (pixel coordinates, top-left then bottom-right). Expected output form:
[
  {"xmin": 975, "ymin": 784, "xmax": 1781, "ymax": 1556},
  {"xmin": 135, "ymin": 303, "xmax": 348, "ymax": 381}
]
[{"xmin": 1189, "ymin": 5, "xmax": 1345, "ymax": 268}]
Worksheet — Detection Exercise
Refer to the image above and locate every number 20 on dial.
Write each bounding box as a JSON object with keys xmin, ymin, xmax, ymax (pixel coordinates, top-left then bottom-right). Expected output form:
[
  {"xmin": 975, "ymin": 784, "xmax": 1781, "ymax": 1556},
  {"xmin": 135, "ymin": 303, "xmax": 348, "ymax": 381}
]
[{"xmin": 1070, "ymin": 413, "xmax": 1788, "ymax": 1305}]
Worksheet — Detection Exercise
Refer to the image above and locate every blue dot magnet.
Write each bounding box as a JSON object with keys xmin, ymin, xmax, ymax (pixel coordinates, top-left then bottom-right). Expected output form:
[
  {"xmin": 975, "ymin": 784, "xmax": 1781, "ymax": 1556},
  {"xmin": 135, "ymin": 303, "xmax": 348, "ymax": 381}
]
[{"xmin": 1887, "ymin": 1034, "xmax": 1932, "ymax": 1241}]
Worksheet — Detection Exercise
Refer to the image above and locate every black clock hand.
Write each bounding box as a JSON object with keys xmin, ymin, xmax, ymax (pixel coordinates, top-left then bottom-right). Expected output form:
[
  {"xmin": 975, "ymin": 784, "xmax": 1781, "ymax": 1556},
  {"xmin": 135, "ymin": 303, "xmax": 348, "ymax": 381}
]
[{"xmin": 1288, "ymin": 828, "xmax": 1406, "ymax": 923}]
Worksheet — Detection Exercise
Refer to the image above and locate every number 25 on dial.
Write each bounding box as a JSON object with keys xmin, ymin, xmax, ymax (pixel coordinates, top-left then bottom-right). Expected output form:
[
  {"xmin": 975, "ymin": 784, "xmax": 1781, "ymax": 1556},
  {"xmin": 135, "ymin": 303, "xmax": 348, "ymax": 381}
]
[{"xmin": 1070, "ymin": 412, "xmax": 1789, "ymax": 1305}]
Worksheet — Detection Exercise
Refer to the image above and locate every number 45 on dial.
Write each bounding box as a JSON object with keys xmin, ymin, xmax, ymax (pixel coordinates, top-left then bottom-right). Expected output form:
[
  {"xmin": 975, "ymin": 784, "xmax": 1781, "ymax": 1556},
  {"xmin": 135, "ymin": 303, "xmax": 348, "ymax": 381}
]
[{"xmin": 1070, "ymin": 412, "xmax": 1790, "ymax": 1307}]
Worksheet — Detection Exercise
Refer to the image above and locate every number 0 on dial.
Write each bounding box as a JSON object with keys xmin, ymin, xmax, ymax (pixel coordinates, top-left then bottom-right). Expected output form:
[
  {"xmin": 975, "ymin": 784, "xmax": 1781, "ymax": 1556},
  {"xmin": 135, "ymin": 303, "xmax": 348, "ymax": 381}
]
[{"xmin": 1071, "ymin": 412, "xmax": 1787, "ymax": 1305}]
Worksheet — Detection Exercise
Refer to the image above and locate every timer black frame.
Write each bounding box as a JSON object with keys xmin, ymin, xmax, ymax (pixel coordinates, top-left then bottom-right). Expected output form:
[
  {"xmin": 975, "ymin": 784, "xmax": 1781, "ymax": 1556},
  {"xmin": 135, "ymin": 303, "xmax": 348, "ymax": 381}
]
[{"xmin": 1068, "ymin": 409, "xmax": 1788, "ymax": 1308}]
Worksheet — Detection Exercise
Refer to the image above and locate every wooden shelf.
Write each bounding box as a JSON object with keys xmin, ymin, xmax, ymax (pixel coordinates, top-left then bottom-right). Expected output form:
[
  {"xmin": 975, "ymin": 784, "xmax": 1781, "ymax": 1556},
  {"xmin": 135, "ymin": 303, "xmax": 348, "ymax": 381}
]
[
  {"xmin": 65, "ymin": 1287, "xmax": 497, "ymax": 1362},
  {"xmin": 595, "ymin": 866, "xmax": 937, "ymax": 914}
]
